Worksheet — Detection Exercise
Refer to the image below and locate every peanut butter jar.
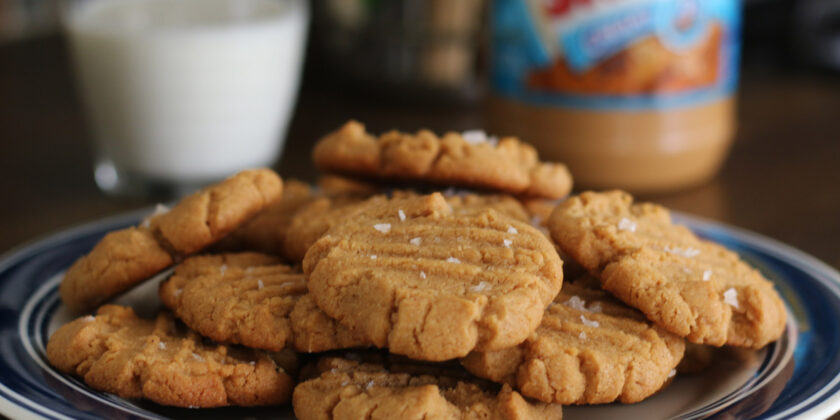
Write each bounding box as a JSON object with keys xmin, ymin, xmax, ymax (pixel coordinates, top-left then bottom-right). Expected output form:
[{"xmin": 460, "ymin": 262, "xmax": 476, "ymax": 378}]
[{"xmin": 487, "ymin": 0, "xmax": 740, "ymax": 193}]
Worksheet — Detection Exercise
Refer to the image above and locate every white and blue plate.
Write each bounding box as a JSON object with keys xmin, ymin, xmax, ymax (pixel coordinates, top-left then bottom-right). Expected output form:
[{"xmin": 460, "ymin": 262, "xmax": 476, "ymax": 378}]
[{"xmin": 1, "ymin": 210, "xmax": 839, "ymax": 419}]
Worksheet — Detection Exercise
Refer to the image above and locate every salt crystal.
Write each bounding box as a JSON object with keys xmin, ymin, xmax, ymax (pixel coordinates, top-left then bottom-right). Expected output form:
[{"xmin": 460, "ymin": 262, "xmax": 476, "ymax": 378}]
[
  {"xmin": 531, "ymin": 215, "xmax": 543, "ymax": 228},
  {"xmin": 246, "ymin": 267, "xmax": 254, "ymax": 274},
  {"xmin": 683, "ymin": 267, "xmax": 692, "ymax": 274},
  {"xmin": 174, "ymin": 289, "xmax": 182, "ymax": 297},
  {"xmin": 250, "ymin": 361, "xmax": 256, "ymax": 366},
  {"xmin": 580, "ymin": 315, "xmax": 600, "ymax": 328},
  {"xmin": 420, "ymin": 271, "xmax": 427, "ymax": 279},
  {"xmin": 462, "ymin": 130, "xmax": 488, "ymax": 144},
  {"xmin": 665, "ymin": 245, "xmax": 701, "ymax": 258},
  {"xmin": 220, "ymin": 264, "xmax": 227, "ymax": 275},
  {"xmin": 192, "ymin": 353, "xmax": 204, "ymax": 361},
  {"xmin": 370, "ymin": 255, "xmax": 377, "ymax": 260},
  {"xmin": 724, "ymin": 288, "xmax": 740, "ymax": 309},
  {"xmin": 446, "ymin": 257, "xmax": 461, "ymax": 264},
  {"xmin": 398, "ymin": 209, "xmax": 406, "ymax": 221},
  {"xmin": 564, "ymin": 296, "xmax": 587, "ymax": 311},
  {"xmin": 374, "ymin": 223, "xmax": 391, "ymax": 233},
  {"xmin": 507, "ymin": 226, "xmax": 518, "ymax": 234},
  {"xmin": 702, "ymin": 270, "xmax": 712, "ymax": 281},
  {"xmin": 617, "ymin": 217, "xmax": 637, "ymax": 232},
  {"xmin": 588, "ymin": 302, "xmax": 603, "ymax": 313},
  {"xmin": 470, "ymin": 281, "xmax": 491, "ymax": 293},
  {"xmin": 258, "ymin": 279, "xmax": 264, "ymax": 290},
  {"xmin": 503, "ymin": 239, "xmax": 512, "ymax": 248},
  {"xmin": 83, "ymin": 315, "xmax": 95, "ymax": 322},
  {"xmin": 410, "ymin": 237, "xmax": 422, "ymax": 246},
  {"xmin": 668, "ymin": 369, "xmax": 676, "ymax": 378},
  {"xmin": 341, "ymin": 380, "xmax": 349, "ymax": 386},
  {"xmin": 365, "ymin": 380, "xmax": 375, "ymax": 390},
  {"xmin": 579, "ymin": 332, "xmax": 587, "ymax": 340},
  {"xmin": 159, "ymin": 342, "xmax": 166, "ymax": 350}
]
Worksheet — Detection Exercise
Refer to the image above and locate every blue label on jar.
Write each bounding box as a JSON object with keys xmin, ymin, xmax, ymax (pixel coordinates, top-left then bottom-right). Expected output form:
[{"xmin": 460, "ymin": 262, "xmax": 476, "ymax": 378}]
[{"xmin": 492, "ymin": 0, "xmax": 741, "ymax": 110}]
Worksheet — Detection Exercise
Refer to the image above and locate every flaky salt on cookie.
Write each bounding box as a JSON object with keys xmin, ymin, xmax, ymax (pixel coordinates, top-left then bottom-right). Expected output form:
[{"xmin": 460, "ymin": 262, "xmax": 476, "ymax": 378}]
[
  {"xmin": 303, "ymin": 192, "xmax": 563, "ymax": 361},
  {"xmin": 293, "ymin": 356, "xmax": 562, "ymax": 420},
  {"xmin": 548, "ymin": 191, "xmax": 787, "ymax": 348},
  {"xmin": 46, "ymin": 305, "xmax": 295, "ymax": 407},
  {"xmin": 462, "ymin": 275, "xmax": 685, "ymax": 405},
  {"xmin": 313, "ymin": 121, "xmax": 573, "ymax": 199},
  {"xmin": 59, "ymin": 169, "xmax": 283, "ymax": 312}
]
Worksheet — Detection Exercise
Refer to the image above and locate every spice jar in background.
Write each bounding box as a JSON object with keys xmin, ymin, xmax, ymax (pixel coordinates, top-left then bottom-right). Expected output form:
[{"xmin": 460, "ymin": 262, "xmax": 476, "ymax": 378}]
[{"xmin": 487, "ymin": 0, "xmax": 740, "ymax": 193}]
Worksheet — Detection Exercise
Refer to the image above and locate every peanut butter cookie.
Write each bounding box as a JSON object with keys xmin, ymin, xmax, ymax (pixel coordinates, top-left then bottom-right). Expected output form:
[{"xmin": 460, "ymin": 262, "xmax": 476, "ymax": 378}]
[
  {"xmin": 313, "ymin": 121, "xmax": 573, "ymax": 199},
  {"xmin": 60, "ymin": 169, "xmax": 283, "ymax": 312},
  {"xmin": 462, "ymin": 275, "xmax": 685, "ymax": 405},
  {"xmin": 160, "ymin": 252, "xmax": 369, "ymax": 353},
  {"xmin": 46, "ymin": 305, "xmax": 294, "ymax": 407},
  {"xmin": 548, "ymin": 191, "xmax": 787, "ymax": 348},
  {"xmin": 293, "ymin": 356, "xmax": 563, "ymax": 420},
  {"xmin": 303, "ymin": 193, "xmax": 564, "ymax": 361}
]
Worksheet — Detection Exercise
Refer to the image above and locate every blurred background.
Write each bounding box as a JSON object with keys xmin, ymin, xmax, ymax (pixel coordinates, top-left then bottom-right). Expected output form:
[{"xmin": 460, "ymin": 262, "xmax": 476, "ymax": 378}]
[{"xmin": 1, "ymin": 0, "xmax": 839, "ymax": 273}]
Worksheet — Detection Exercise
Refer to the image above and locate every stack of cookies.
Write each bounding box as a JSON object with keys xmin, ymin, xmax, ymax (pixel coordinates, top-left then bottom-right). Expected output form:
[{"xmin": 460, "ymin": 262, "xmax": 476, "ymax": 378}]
[{"xmin": 47, "ymin": 121, "xmax": 787, "ymax": 419}]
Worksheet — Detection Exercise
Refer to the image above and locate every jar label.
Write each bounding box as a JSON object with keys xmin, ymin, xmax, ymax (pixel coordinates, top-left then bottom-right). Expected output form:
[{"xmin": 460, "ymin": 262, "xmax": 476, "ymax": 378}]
[{"xmin": 492, "ymin": 0, "xmax": 740, "ymax": 109}]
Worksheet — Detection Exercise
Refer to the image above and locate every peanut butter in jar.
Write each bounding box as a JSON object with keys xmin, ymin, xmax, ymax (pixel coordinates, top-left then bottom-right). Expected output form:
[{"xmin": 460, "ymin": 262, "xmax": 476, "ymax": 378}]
[{"xmin": 487, "ymin": 0, "xmax": 740, "ymax": 193}]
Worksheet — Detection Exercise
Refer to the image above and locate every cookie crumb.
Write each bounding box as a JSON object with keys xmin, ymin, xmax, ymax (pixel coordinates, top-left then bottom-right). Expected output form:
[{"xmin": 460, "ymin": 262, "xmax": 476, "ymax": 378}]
[
  {"xmin": 703, "ymin": 270, "xmax": 712, "ymax": 281},
  {"xmin": 580, "ymin": 315, "xmax": 600, "ymax": 328},
  {"xmin": 724, "ymin": 288, "xmax": 740, "ymax": 309},
  {"xmin": 507, "ymin": 226, "xmax": 518, "ymax": 234},
  {"xmin": 258, "ymin": 279, "xmax": 264, "ymax": 290},
  {"xmin": 469, "ymin": 281, "xmax": 491, "ymax": 293},
  {"xmin": 420, "ymin": 271, "xmax": 427, "ymax": 279},
  {"xmin": 446, "ymin": 257, "xmax": 461, "ymax": 264},
  {"xmin": 503, "ymin": 239, "xmax": 512, "ymax": 248},
  {"xmin": 564, "ymin": 296, "xmax": 587, "ymax": 311},
  {"xmin": 373, "ymin": 223, "xmax": 391, "ymax": 233},
  {"xmin": 398, "ymin": 209, "xmax": 406, "ymax": 221},
  {"xmin": 617, "ymin": 217, "xmax": 637, "ymax": 232},
  {"xmin": 410, "ymin": 237, "xmax": 422, "ymax": 246}
]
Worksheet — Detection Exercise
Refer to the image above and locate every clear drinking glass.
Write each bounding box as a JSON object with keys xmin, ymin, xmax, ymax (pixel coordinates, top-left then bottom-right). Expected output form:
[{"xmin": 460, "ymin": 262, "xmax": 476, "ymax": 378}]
[{"xmin": 62, "ymin": 0, "xmax": 308, "ymax": 197}]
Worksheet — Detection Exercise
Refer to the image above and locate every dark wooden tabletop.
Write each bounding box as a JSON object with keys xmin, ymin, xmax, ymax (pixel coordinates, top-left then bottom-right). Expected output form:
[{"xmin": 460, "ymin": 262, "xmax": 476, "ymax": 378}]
[{"xmin": 1, "ymin": 34, "xmax": 840, "ymax": 418}]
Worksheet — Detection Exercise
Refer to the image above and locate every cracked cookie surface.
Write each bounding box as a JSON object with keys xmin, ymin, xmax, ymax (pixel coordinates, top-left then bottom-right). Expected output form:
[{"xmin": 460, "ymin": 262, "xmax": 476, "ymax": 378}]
[
  {"xmin": 462, "ymin": 275, "xmax": 685, "ymax": 404},
  {"xmin": 312, "ymin": 121, "xmax": 573, "ymax": 199},
  {"xmin": 160, "ymin": 253, "xmax": 369, "ymax": 353},
  {"xmin": 303, "ymin": 193, "xmax": 564, "ymax": 361},
  {"xmin": 60, "ymin": 169, "xmax": 283, "ymax": 312},
  {"xmin": 46, "ymin": 305, "xmax": 294, "ymax": 407},
  {"xmin": 548, "ymin": 191, "xmax": 787, "ymax": 348},
  {"xmin": 293, "ymin": 356, "xmax": 563, "ymax": 420}
]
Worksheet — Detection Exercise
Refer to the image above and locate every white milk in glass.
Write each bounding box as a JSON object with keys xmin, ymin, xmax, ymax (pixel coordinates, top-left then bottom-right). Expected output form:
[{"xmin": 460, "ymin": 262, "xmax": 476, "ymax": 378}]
[{"xmin": 65, "ymin": 0, "xmax": 307, "ymax": 194}]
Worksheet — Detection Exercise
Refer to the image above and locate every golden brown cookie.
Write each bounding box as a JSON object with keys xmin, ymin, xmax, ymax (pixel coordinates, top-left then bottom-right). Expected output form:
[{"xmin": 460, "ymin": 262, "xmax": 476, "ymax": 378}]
[
  {"xmin": 160, "ymin": 252, "xmax": 369, "ymax": 353},
  {"xmin": 215, "ymin": 179, "xmax": 314, "ymax": 256},
  {"xmin": 318, "ymin": 175, "xmax": 381, "ymax": 198},
  {"xmin": 313, "ymin": 121, "xmax": 573, "ymax": 199},
  {"xmin": 303, "ymin": 193, "xmax": 564, "ymax": 361},
  {"xmin": 46, "ymin": 305, "xmax": 294, "ymax": 407},
  {"xmin": 462, "ymin": 275, "xmax": 684, "ymax": 405},
  {"xmin": 60, "ymin": 169, "xmax": 283, "ymax": 312},
  {"xmin": 293, "ymin": 356, "xmax": 563, "ymax": 420},
  {"xmin": 548, "ymin": 191, "xmax": 787, "ymax": 348}
]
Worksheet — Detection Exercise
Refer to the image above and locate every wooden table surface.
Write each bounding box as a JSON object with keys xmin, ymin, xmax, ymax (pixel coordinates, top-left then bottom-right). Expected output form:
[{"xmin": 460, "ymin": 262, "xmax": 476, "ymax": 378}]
[{"xmin": 2, "ymin": 35, "xmax": 840, "ymax": 417}]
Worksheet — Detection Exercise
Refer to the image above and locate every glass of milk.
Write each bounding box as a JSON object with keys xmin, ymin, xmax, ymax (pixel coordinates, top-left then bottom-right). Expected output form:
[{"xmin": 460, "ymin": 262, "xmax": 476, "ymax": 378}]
[{"xmin": 63, "ymin": 0, "xmax": 308, "ymax": 197}]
